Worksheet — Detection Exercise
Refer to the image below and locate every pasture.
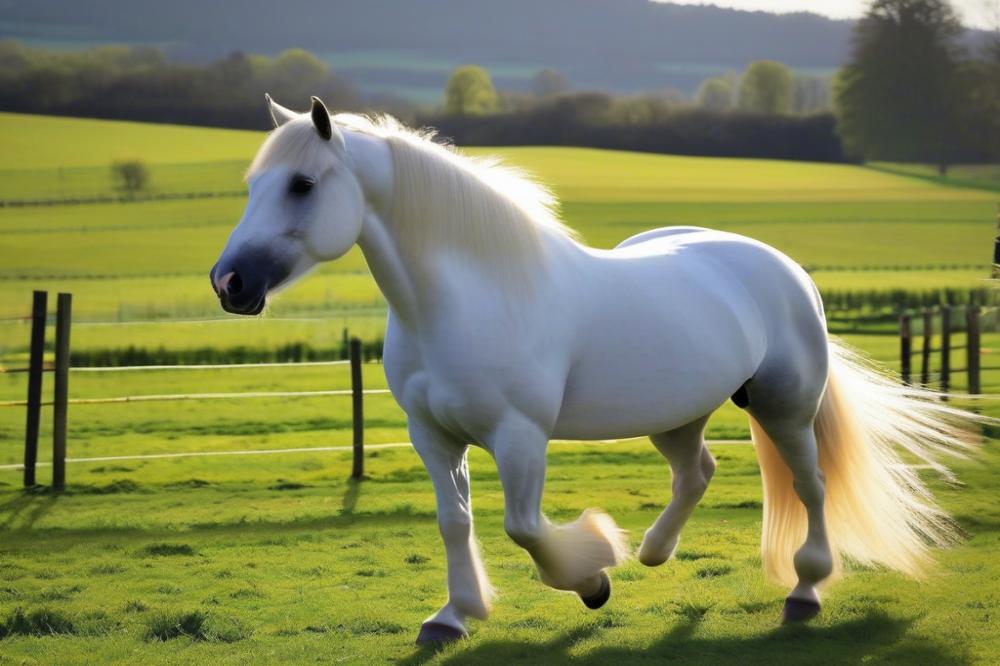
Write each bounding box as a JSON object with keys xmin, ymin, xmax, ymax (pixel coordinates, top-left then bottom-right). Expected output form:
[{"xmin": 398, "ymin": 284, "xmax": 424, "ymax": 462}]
[
  {"xmin": 1, "ymin": 112, "xmax": 999, "ymax": 663},
  {"xmin": 1, "ymin": 440, "xmax": 998, "ymax": 663}
]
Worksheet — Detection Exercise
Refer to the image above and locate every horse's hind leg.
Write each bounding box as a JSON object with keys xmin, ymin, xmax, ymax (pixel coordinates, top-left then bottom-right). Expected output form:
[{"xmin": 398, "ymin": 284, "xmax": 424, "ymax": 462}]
[
  {"xmin": 638, "ymin": 415, "xmax": 715, "ymax": 567},
  {"xmin": 749, "ymin": 373, "xmax": 833, "ymax": 623}
]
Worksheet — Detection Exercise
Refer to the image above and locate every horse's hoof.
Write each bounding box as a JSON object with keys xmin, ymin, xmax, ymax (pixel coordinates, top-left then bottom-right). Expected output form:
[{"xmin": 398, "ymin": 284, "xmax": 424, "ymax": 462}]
[
  {"xmin": 781, "ymin": 596, "xmax": 821, "ymax": 624},
  {"xmin": 580, "ymin": 571, "xmax": 611, "ymax": 610},
  {"xmin": 415, "ymin": 621, "xmax": 467, "ymax": 645}
]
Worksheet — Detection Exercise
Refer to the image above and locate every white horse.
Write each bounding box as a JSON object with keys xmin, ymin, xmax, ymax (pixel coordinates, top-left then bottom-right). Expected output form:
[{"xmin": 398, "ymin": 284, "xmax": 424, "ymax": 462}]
[{"xmin": 211, "ymin": 96, "xmax": 978, "ymax": 645}]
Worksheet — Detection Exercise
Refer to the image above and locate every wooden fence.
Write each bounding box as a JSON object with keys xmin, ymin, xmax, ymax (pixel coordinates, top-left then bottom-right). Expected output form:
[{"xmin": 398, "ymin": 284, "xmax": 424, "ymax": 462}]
[
  {"xmin": 899, "ymin": 305, "xmax": 986, "ymax": 394},
  {"xmin": 2, "ymin": 290, "xmax": 378, "ymax": 489}
]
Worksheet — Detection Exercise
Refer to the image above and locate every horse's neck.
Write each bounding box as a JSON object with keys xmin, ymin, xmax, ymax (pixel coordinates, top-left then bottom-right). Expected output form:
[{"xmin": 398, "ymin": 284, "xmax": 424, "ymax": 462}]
[
  {"xmin": 347, "ymin": 130, "xmax": 565, "ymax": 327},
  {"xmin": 345, "ymin": 130, "xmax": 421, "ymax": 323}
]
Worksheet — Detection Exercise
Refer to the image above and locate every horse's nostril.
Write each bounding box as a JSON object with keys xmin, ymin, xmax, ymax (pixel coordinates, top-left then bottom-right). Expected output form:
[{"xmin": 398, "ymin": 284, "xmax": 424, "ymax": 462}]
[{"xmin": 228, "ymin": 272, "xmax": 244, "ymax": 295}]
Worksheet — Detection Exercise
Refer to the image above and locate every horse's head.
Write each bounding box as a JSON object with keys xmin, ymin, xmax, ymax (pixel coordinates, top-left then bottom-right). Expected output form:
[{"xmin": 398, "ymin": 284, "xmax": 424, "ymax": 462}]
[{"xmin": 210, "ymin": 95, "xmax": 366, "ymax": 315}]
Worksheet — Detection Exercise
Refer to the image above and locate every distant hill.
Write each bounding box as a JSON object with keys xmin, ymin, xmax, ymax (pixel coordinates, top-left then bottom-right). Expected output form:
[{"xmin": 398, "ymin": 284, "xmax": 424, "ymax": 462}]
[{"xmin": 0, "ymin": 0, "xmax": 854, "ymax": 99}]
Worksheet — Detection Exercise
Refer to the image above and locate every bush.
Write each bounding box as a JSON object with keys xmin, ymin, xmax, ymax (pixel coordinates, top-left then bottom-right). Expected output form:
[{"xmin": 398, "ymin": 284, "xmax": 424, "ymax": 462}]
[{"xmin": 111, "ymin": 159, "xmax": 150, "ymax": 195}]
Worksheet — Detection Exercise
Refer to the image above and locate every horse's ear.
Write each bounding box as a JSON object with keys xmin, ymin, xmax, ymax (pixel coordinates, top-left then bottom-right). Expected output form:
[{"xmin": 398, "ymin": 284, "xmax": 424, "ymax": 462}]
[
  {"xmin": 310, "ymin": 96, "xmax": 341, "ymax": 143},
  {"xmin": 265, "ymin": 93, "xmax": 297, "ymax": 128}
]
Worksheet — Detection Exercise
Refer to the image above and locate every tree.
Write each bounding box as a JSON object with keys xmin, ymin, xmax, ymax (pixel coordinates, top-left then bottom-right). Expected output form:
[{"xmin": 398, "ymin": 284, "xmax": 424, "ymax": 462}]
[
  {"xmin": 792, "ymin": 75, "xmax": 832, "ymax": 113},
  {"xmin": 834, "ymin": 0, "xmax": 964, "ymax": 169},
  {"xmin": 695, "ymin": 76, "xmax": 734, "ymax": 111},
  {"xmin": 111, "ymin": 160, "xmax": 150, "ymax": 196},
  {"xmin": 738, "ymin": 60, "xmax": 794, "ymax": 114},
  {"xmin": 444, "ymin": 65, "xmax": 499, "ymax": 115},
  {"xmin": 530, "ymin": 68, "xmax": 569, "ymax": 98}
]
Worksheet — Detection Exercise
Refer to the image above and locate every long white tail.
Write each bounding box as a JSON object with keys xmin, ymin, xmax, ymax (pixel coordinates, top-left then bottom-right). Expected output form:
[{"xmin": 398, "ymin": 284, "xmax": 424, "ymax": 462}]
[{"xmin": 752, "ymin": 338, "xmax": 982, "ymax": 587}]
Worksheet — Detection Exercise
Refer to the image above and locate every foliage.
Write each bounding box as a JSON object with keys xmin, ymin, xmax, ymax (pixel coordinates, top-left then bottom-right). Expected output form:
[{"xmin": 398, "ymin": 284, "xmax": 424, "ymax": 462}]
[
  {"xmin": 425, "ymin": 99, "xmax": 844, "ymax": 162},
  {"xmin": 530, "ymin": 68, "xmax": 570, "ymax": 98},
  {"xmin": 0, "ymin": 41, "xmax": 362, "ymax": 130},
  {"xmin": 695, "ymin": 77, "xmax": 734, "ymax": 111},
  {"xmin": 737, "ymin": 60, "xmax": 794, "ymax": 114},
  {"xmin": 791, "ymin": 75, "xmax": 832, "ymax": 113},
  {"xmin": 110, "ymin": 159, "xmax": 150, "ymax": 195},
  {"xmin": 444, "ymin": 65, "xmax": 500, "ymax": 116},
  {"xmin": 959, "ymin": 54, "xmax": 1000, "ymax": 162},
  {"xmin": 834, "ymin": 0, "xmax": 965, "ymax": 166}
]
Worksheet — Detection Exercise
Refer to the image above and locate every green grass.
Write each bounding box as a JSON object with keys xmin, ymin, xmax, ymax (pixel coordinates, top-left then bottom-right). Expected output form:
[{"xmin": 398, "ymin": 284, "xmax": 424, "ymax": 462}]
[
  {"xmin": 0, "ymin": 114, "xmax": 996, "ymax": 342},
  {"xmin": 0, "ymin": 112, "xmax": 999, "ymax": 663},
  {"xmin": 0, "ymin": 113, "xmax": 260, "ymax": 169},
  {"xmin": 870, "ymin": 162, "xmax": 1000, "ymax": 193},
  {"xmin": 0, "ymin": 439, "xmax": 997, "ymax": 663}
]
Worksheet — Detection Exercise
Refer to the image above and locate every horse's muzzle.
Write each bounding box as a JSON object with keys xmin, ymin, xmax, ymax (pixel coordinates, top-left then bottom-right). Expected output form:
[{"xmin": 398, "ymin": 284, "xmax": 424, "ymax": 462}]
[{"xmin": 209, "ymin": 250, "xmax": 290, "ymax": 316}]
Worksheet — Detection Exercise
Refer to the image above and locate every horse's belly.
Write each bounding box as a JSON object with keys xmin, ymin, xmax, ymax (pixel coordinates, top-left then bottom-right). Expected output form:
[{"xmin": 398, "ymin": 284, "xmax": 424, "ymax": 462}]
[
  {"xmin": 551, "ymin": 348, "xmax": 748, "ymax": 440},
  {"xmin": 550, "ymin": 254, "xmax": 764, "ymax": 440}
]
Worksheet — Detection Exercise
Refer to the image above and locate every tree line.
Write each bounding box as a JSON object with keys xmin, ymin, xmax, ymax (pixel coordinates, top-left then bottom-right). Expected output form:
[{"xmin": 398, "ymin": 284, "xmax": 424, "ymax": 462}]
[
  {"xmin": 1, "ymin": 0, "xmax": 997, "ymax": 166},
  {"xmin": 439, "ymin": 0, "xmax": 1000, "ymax": 168},
  {"xmin": 0, "ymin": 41, "xmax": 363, "ymax": 128}
]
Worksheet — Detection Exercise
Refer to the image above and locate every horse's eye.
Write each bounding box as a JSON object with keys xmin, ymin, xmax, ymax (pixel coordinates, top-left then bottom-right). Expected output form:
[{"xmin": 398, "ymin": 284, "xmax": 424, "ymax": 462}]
[{"xmin": 289, "ymin": 175, "xmax": 315, "ymax": 195}]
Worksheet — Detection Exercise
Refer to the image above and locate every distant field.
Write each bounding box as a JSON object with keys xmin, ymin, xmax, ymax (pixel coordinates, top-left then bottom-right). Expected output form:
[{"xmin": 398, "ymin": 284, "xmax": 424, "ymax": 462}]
[
  {"xmin": 0, "ymin": 113, "xmax": 260, "ymax": 169},
  {"xmin": 0, "ymin": 113, "xmax": 995, "ymax": 327},
  {"xmin": 871, "ymin": 162, "xmax": 1000, "ymax": 193}
]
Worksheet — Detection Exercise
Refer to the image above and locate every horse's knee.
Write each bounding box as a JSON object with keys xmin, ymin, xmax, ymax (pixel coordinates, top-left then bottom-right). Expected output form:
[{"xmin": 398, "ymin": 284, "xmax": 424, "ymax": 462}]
[
  {"xmin": 438, "ymin": 510, "xmax": 472, "ymax": 543},
  {"xmin": 700, "ymin": 448, "xmax": 716, "ymax": 482},
  {"xmin": 504, "ymin": 514, "xmax": 543, "ymax": 550}
]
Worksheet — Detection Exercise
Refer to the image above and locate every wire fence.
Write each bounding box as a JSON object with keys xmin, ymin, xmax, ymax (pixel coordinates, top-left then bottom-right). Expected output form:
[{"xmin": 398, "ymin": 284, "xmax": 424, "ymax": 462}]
[{"xmin": 6, "ymin": 290, "xmax": 387, "ymax": 489}]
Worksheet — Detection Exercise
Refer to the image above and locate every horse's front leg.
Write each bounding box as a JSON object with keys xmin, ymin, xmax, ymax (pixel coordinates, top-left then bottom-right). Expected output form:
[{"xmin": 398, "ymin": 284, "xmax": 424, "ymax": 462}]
[
  {"xmin": 411, "ymin": 420, "xmax": 493, "ymax": 645},
  {"xmin": 490, "ymin": 414, "xmax": 628, "ymax": 607}
]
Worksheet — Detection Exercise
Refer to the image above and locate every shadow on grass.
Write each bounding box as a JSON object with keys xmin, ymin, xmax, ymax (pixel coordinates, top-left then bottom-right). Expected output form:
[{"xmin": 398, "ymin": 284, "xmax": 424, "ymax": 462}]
[
  {"xmin": 0, "ymin": 489, "xmax": 59, "ymax": 530},
  {"xmin": 401, "ymin": 612, "xmax": 968, "ymax": 666},
  {"xmin": 0, "ymin": 499, "xmax": 433, "ymax": 547},
  {"xmin": 341, "ymin": 477, "xmax": 363, "ymax": 516}
]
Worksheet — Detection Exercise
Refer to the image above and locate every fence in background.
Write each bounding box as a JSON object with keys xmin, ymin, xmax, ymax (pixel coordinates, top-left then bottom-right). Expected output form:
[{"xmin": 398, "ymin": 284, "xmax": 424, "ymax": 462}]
[
  {"xmin": 1, "ymin": 290, "xmax": 381, "ymax": 489},
  {"xmin": 898, "ymin": 305, "xmax": 993, "ymax": 394}
]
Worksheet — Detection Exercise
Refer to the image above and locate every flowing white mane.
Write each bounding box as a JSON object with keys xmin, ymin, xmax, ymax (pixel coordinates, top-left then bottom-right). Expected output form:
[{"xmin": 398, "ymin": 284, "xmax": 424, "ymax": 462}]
[{"xmin": 248, "ymin": 113, "xmax": 578, "ymax": 288}]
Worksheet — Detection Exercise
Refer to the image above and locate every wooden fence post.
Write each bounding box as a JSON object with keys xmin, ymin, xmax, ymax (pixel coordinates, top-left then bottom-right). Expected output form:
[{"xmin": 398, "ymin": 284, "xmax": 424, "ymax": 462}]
[
  {"xmin": 993, "ymin": 204, "xmax": 1000, "ymax": 280},
  {"xmin": 350, "ymin": 337, "xmax": 364, "ymax": 479},
  {"xmin": 920, "ymin": 309, "xmax": 933, "ymax": 387},
  {"xmin": 52, "ymin": 292, "xmax": 72, "ymax": 491},
  {"xmin": 23, "ymin": 290, "xmax": 47, "ymax": 487},
  {"xmin": 940, "ymin": 306, "xmax": 950, "ymax": 397},
  {"xmin": 899, "ymin": 312, "xmax": 912, "ymax": 385},
  {"xmin": 967, "ymin": 306, "xmax": 981, "ymax": 395}
]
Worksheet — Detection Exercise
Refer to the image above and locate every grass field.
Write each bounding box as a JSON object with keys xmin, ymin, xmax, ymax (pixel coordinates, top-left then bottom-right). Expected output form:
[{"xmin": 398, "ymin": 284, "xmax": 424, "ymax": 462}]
[
  {"xmin": 0, "ymin": 113, "xmax": 995, "ymax": 331},
  {"xmin": 0, "ymin": 112, "xmax": 999, "ymax": 663},
  {"xmin": 0, "ymin": 439, "xmax": 998, "ymax": 664}
]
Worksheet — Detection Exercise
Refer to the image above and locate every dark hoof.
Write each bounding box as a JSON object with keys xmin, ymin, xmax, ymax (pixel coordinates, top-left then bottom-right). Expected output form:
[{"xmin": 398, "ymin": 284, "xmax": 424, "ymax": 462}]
[
  {"xmin": 781, "ymin": 597, "xmax": 821, "ymax": 624},
  {"xmin": 416, "ymin": 621, "xmax": 467, "ymax": 645},
  {"xmin": 580, "ymin": 571, "xmax": 611, "ymax": 610}
]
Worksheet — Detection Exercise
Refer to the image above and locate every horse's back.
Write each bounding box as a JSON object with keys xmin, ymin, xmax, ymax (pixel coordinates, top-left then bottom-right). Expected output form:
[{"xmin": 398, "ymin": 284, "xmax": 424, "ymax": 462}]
[
  {"xmin": 550, "ymin": 226, "xmax": 824, "ymax": 439},
  {"xmin": 613, "ymin": 226, "xmax": 822, "ymax": 319}
]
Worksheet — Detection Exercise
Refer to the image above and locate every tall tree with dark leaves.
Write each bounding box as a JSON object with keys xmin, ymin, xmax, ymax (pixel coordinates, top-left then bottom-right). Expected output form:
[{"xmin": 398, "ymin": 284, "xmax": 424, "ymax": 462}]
[{"xmin": 835, "ymin": 0, "xmax": 965, "ymax": 171}]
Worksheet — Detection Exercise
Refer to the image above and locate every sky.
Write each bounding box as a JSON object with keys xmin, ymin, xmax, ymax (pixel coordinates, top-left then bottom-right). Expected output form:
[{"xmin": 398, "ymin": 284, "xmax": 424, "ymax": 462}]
[{"xmin": 657, "ymin": 1, "xmax": 999, "ymax": 29}]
